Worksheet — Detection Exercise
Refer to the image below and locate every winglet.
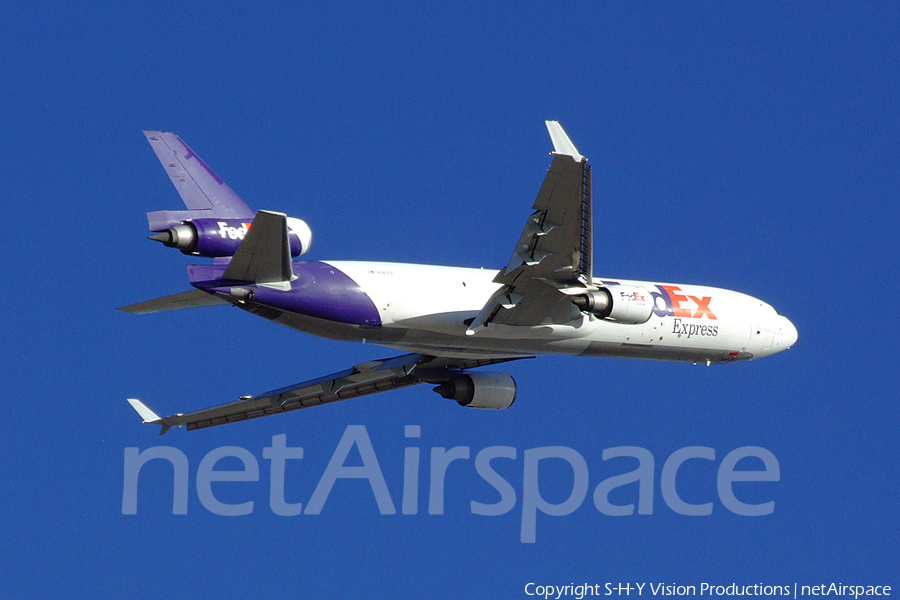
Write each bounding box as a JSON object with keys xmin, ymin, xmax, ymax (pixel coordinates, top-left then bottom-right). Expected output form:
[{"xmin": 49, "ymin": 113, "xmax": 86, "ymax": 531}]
[
  {"xmin": 545, "ymin": 121, "xmax": 584, "ymax": 162},
  {"xmin": 127, "ymin": 398, "xmax": 160, "ymax": 422},
  {"xmin": 127, "ymin": 399, "xmax": 172, "ymax": 435}
]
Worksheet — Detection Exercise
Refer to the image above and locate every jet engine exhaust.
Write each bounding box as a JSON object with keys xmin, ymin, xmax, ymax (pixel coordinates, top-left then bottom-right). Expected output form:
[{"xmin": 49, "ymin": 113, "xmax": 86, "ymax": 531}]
[
  {"xmin": 149, "ymin": 224, "xmax": 197, "ymax": 252},
  {"xmin": 571, "ymin": 289, "xmax": 612, "ymax": 317},
  {"xmin": 572, "ymin": 285, "xmax": 654, "ymax": 324},
  {"xmin": 432, "ymin": 372, "xmax": 517, "ymax": 409}
]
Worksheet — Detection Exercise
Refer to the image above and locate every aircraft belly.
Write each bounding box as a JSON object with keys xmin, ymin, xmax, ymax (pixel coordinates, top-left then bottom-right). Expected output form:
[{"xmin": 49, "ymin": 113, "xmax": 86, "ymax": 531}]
[
  {"xmin": 574, "ymin": 311, "xmax": 753, "ymax": 363},
  {"xmin": 379, "ymin": 320, "xmax": 593, "ymax": 357},
  {"xmin": 239, "ymin": 307, "xmax": 403, "ymax": 343}
]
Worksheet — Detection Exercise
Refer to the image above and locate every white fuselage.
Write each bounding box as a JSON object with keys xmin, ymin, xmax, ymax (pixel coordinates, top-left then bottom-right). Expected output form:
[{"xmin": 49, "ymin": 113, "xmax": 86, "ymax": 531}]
[{"xmin": 271, "ymin": 261, "xmax": 797, "ymax": 364}]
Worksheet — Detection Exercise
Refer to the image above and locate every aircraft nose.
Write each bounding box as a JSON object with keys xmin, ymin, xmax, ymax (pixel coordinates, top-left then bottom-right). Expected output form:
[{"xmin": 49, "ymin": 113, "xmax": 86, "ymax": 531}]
[{"xmin": 777, "ymin": 315, "xmax": 798, "ymax": 349}]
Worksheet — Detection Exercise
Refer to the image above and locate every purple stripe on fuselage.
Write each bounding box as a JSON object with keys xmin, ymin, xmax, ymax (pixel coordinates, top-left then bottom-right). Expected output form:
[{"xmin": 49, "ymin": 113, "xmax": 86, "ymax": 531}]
[{"xmin": 192, "ymin": 261, "xmax": 381, "ymax": 327}]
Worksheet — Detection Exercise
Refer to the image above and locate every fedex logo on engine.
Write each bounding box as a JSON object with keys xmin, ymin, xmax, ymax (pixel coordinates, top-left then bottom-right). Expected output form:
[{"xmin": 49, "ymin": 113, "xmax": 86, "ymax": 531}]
[
  {"xmin": 217, "ymin": 221, "xmax": 252, "ymax": 240},
  {"xmin": 619, "ymin": 290, "xmax": 646, "ymax": 302}
]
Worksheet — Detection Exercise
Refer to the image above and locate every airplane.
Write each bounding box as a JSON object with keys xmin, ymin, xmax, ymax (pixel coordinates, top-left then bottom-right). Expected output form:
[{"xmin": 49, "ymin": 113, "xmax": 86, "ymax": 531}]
[{"xmin": 122, "ymin": 122, "xmax": 798, "ymax": 434}]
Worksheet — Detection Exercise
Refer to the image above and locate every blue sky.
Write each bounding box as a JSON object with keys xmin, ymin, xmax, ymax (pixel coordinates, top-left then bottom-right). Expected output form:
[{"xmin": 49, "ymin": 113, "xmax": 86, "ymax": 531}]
[{"xmin": 1, "ymin": 2, "xmax": 897, "ymax": 598}]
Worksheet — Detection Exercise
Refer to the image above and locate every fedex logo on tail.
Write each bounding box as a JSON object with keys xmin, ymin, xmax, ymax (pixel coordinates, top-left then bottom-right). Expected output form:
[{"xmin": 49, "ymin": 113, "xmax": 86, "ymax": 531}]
[{"xmin": 217, "ymin": 221, "xmax": 252, "ymax": 240}]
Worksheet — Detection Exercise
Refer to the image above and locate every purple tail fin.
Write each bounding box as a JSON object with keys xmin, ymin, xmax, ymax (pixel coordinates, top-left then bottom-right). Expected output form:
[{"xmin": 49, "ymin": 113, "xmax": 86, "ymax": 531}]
[{"xmin": 143, "ymin": 131, "xmax": 256, "ymax": 231}]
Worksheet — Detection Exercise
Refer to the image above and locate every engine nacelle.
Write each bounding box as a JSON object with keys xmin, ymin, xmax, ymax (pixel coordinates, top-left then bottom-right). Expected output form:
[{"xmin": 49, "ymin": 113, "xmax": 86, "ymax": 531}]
[
  {"xmin": 149, "ymin": 216, "xmax": 312, "ymax": 258},
  {"xmin": 572, "ymin": 284, "xmax": 654, "ymax": 324},
  {"xmin": 432, "ymin": 371, "xmax": 517, "ymax": 410}
]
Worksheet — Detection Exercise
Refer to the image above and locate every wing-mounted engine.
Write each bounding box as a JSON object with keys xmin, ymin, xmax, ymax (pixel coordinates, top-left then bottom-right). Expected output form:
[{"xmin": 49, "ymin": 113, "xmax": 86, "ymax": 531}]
[
  {"xmin": 432, "ymin": 371, "xmax": 517, "ymax": 409},
  {"xmin": 149, "ymin": 216, "xmax": 312, "ymax": 258},
  {"xmin": 571, "ymin": 284, "xmax": 653, "ymax": 324}
]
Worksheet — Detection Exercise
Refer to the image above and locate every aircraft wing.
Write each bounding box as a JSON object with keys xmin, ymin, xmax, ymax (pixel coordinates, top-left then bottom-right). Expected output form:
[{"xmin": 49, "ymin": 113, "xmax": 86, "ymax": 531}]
[
  {"xmin": 467, "ymin": 121, "xmax": 592, "ymax": 334},
  {"xmin": 128, "ymin": 353, "xmax": 527, "ymax": 434}
]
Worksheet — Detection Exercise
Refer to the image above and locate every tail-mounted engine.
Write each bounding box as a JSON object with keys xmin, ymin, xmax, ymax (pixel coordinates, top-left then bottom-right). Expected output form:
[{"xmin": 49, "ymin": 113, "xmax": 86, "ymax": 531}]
[
  {"xmin": 432, "ymin": 371, "xmax": 517, "ymax": 409},
  {"xmin": 572, "ymin": 284, "xmax": 653, "ymax": 324},
  {"xmin": 149, "ymin": 216, "xmax": 312, "ymax": 258}
]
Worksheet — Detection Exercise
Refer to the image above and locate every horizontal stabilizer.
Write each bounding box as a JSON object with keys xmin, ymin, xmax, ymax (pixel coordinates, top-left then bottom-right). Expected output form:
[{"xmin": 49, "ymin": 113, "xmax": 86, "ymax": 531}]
[
  {"xmin": 117, "ymin": 289, "xmax": 228, "ymax": 314},
  {"xmin": 222, "ymin": 210, "xmax": 293, "ymax": 284}
]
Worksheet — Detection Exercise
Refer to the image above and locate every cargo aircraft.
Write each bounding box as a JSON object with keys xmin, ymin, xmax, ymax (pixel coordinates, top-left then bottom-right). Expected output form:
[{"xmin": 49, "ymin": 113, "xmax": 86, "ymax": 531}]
[{"xmin": 123, "ymin": 123, "xmax": 797, "ymax": 434}]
